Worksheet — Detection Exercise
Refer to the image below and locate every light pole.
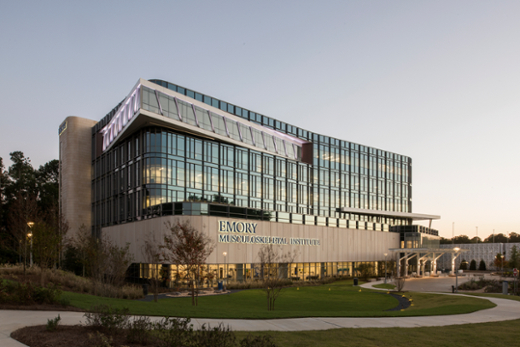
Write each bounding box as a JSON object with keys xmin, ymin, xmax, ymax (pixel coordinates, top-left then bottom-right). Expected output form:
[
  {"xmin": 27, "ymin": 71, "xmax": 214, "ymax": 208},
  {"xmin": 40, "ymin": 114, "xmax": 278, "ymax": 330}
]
[
  {"xmin": 452, "ymin": 222, "xmax": 454, "ymax": 244},
  {"xmin": 454, "ymin": 247, "xmax": 460, "ymax": 293},
  {"xmin": 27, "ymin": 222, "xmax": 34, "ymax": 267},
  {"xmin": 502, "ymin": 252, "xmax": 505, "ymax": 274},
  {"xmin": 384, "ymin": 253, "xmax": 388, "ymax": 284},
  {"xmin": 223, "ymin": 251, "xmax": 227, "ymax": 284}
]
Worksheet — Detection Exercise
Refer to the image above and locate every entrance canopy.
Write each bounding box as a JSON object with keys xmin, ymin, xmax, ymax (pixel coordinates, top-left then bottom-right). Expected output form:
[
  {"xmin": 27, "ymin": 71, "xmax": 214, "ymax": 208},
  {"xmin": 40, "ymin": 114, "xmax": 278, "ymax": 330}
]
[
  {"xmin": 388, "ymin": 247, "xmax": 468, "ymax": 277},
  {"xmin": 336, "ymin": 207, "xmax": 440, "ymax": 221}
]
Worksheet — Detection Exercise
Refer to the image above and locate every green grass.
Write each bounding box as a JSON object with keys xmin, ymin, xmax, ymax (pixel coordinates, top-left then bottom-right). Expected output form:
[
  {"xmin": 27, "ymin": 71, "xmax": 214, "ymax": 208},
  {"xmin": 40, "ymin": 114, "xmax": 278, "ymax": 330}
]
[
  {"xmin": 62, "ymin": 280, "xmax": 495, "ymax": 319},
  {"xmin": 234, "ymin": 319, "xmax": 520, "ymax": 347},
  {"xmin": 373, "ymin": 283, "xmax": 396, "ymax": 289}
]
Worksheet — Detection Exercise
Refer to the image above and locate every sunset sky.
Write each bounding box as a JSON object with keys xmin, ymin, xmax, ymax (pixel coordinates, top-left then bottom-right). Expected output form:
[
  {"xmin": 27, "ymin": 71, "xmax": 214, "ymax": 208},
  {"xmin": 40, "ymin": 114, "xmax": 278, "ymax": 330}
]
[{"xmin": 1, "ymin": 1, "xmax": 519, "ymax": 239}]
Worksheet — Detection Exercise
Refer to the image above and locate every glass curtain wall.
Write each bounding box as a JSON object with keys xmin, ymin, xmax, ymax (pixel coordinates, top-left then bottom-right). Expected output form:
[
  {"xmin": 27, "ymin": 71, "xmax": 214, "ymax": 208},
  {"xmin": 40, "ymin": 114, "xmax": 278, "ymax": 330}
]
[
  {"xmin": 92, "ymin": 127, "xmax": 412, "ymax": 228},
  {"xmin": 137, "ymin": 260, "xmax": 379, "ymax": 287}
]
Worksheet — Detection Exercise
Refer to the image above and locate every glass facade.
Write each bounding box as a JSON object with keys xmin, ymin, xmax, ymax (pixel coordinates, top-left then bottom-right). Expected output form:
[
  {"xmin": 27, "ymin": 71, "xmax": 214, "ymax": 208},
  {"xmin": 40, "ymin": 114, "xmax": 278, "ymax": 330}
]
[
  {"xmin": 135, "ymin": 261, "xmax": 383, "ymax": 288},
  {"xmin": 92, "ymin": 80, "xmax": 413, "ymax": 230}
]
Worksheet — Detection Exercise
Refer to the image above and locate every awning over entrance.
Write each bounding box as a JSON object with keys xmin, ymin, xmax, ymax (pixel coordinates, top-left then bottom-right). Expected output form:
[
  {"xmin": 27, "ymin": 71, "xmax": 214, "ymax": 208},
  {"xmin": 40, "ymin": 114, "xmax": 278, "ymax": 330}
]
[
  {"xmin": 388, "ymin": 247, "xmax": 468, "ymax": 277},
  {"xmin": 336, "ymin": 207, "xmax": 440, "ymax": 221}
]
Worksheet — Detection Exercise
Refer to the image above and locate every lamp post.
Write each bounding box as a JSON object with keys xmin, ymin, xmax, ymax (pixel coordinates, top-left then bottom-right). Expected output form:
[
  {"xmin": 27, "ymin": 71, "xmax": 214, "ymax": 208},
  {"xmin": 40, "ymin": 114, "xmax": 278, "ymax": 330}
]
[
  {"xmin": 27, "ymin": 222, "xmax": 34, "ymax": 267},
  {"xmin": 223, "ymin": 251, "xmax": 227, "ymax": 284},
  {"xmin": 384, "ymin": 253, "xmax": 388, "ymax": 284},
  {"xmin": 502, "ymin": 252, "xmax": 505, "ymax": 274},
  {"xmin": 454, "ymin": 247, "xmax": 460, "ymax": 293}
]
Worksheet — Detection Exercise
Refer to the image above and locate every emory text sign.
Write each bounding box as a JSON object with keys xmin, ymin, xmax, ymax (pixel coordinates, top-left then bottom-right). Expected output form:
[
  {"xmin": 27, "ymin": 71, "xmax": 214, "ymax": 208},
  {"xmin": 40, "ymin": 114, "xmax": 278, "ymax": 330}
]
[{"xmin": 217, "ymin": 220, "xmax": 320, "ymax": 246}]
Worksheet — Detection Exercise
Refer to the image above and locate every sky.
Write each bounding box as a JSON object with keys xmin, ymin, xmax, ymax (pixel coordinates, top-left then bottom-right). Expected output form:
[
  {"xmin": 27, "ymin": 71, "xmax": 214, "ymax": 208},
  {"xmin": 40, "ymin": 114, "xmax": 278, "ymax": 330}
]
[{"xmin": 1, "ymin": 1, "xmax": 519, "ymax": 240}]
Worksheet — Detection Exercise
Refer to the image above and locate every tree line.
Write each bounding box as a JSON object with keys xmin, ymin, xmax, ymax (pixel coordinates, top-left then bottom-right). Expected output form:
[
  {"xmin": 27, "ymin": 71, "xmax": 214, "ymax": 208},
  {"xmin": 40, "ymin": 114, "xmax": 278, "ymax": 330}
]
[
  {"xmin": 440, "ymin": 232, "xmax": 520, "ymax": 244},
  {"xmin": 0, "ymin": 152, "xmax": 66, "ymax": 278}
]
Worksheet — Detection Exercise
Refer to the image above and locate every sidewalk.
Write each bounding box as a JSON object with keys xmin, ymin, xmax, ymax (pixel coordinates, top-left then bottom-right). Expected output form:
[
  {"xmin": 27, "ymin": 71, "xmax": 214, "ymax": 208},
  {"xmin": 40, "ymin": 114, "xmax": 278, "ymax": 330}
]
[{"xmin": 2, "ymin": 279, "xmax": 520, "ymax": 346}]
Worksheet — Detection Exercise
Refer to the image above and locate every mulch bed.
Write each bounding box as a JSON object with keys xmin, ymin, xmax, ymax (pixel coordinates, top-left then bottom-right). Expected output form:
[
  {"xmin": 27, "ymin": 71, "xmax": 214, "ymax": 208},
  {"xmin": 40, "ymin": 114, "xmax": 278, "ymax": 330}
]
[
  {"xmin": 11, "ymin": 325, "xmax": 149, "ymax": 347},
  {"xmin": 378, "ymin": 292, "xmax": 412, "ymax": 311}
]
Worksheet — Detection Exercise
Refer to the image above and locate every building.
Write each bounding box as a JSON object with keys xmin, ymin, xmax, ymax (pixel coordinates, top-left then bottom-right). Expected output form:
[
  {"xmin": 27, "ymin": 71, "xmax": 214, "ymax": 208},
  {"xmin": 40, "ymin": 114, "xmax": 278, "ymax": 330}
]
[
  {"xmin": 438, "ymin": 243, "xmax": 520, "ymax": 271},
  {"xmin": 59, "ymin": 78, "xmax": 441, "ymax": 283}
]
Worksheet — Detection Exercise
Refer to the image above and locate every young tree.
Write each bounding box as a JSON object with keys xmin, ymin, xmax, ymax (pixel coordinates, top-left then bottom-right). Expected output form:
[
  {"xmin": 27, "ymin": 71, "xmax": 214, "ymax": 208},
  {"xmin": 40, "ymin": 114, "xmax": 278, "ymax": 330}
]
[
  {"xmin": 31, "ymin": 221, "xmax": 61, "ymax": 286},
  {"xmin": 509, "ymin": 246, "xmax": 519, "ymax": 270},
  {"xmin": 69, "ymin": 224, "xmax": 91, "ymax": 277},
  {"xmin": 393, "ymin": 258, "xmax": 406, "ymax": 291},
  {"xmin": 492, "ymin": 253, "xmax": 508, "ymax": 271},
  {"xmin": 257, "ymin": 244, "xmax": 297, "ymax": 311},
  {"xmin": 7, "ymin": 192, "xmax": 38, "ymax": 278},
  {"xmin": 71, "ymin": 226, "xmax": 133, "ymax": 297},
  {"xmin": 459, "ymin": 259, "xmax": 468, "ymax": 270},
  {"xmin": 43, "ymin": 202, "xmax": 69, "ymax": 269},
  {"xmin": 394, "ymin": 276, "xmax": 406, "ymax": 292},
  {"xmin": 141, "ymin": 233, "xmax": 163, "ymax": 302},
  {"xmin": 356, "ymin": 263, "xmax": 374, "ymax": 281},
  {"xmin": 161, "ymin": 220, "xmax": 215, "ymax": 306},
  {"xmin": 469, "ymin": 259, "xmax": 477, "ymax": 271},
  {"xmin": 478, "ymin": 259, "xmax": 487, "ymax": 271}
]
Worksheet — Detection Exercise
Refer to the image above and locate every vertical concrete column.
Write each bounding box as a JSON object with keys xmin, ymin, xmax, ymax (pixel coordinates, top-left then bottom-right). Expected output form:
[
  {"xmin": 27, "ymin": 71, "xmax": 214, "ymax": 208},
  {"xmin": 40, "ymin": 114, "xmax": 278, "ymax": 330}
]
[
  {"xmin": 397, "ymin": 254, "xmax": 401, "ymax": 277},
  {"xmin": 451, "ymin": 253, "xmax": 456, "ymax": 275},
  {"xmin": 432, "ymin": 253, "xmax": 437, "ymax": 274},
  {"xmin": 404, "ymin": 253, "xmax": 409, "ymax": 277}
]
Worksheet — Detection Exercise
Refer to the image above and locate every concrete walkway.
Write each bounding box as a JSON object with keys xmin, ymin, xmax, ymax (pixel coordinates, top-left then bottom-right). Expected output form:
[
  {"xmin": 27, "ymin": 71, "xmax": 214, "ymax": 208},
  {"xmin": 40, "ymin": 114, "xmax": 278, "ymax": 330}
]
[{"xmin": 2, "ymin": 278, "xmax": 520, "ymax": 346}]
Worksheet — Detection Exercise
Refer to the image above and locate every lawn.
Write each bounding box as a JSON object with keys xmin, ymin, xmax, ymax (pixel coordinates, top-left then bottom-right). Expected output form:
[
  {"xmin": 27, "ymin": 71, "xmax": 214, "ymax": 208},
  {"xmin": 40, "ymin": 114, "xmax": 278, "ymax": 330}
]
[
  {"xmin": 233, "ymin": 319, "xmax": 520, "ymax": 347},
  {"xmin": 62, "ymin": 280, "xmax": 495, "ymax": 319}
]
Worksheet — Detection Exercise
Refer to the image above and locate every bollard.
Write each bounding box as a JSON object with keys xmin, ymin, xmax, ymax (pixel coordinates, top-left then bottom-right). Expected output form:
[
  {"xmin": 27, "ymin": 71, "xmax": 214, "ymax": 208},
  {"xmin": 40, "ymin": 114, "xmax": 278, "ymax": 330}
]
[
  {"xmin": 142, "ymin": 283, "xmax": 149, "ymax": 296},
  {"xmin": 451, "ymin": 285, "xmax": 455, "ymax": 293}
]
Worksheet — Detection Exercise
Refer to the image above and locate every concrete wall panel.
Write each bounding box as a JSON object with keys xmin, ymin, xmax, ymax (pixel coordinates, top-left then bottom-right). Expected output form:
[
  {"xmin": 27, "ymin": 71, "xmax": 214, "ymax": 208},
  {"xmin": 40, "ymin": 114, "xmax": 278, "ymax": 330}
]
[{"xmin": 103, "ymin": 216, "xmax": 400, "ymax": 265}]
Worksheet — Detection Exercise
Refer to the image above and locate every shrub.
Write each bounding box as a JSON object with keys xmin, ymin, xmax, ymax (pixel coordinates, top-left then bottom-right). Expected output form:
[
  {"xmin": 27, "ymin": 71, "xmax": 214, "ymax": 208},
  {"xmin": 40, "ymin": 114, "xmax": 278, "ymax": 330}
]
[
  {"xmin": 83, "ymin": 305, "xmax": 130, "ymax": 333},
  {"xmin": 80, "ymin": 310, "xmax": 280, "ymax": 347},
  {"xmin": 240, "ymin": 334, "xmax": 278, "ymax": 347},
  {"xmin": 46, "ymin": 314, "xmax": 61, "ymax": 332},
  {"xmin": 193, "ymin": 323, "xmax": 237, "ymax": 347},
  {"xmin": 32, "ymin": 283, "xmax": 62, "ymax": 304},
  {"xmin": 0, "ymin": 265, "xmax": 143, "ymax": 300},
  {"xmin": 88, "ymin": 331, "xmax": 113, "ymax": 347},
  {"xmin": 0, "ymin": 280, "xmax": 61, "ymax": 305},
  {"xmin": 127, "ymin": 315, "xmax": 152, "ymax": 345},
  {"xmin": 479, "ymin": 259, "xmax": 487, "ymax": 271},
  {"xmin": 484, "ymin": 280, "xmax": 502, "ymax": 293},
  {"xmin": 469, "ymin": 260, "xmax": 477, "ymax": 270},
  {"xmin": 153, "ymin": 317, "xmax": 194, "ymax": 347},
  {"xmin": 459, "ymin": 278, "xmax": 481, "ymax": 290}
]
